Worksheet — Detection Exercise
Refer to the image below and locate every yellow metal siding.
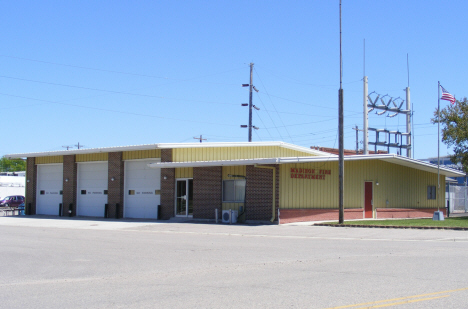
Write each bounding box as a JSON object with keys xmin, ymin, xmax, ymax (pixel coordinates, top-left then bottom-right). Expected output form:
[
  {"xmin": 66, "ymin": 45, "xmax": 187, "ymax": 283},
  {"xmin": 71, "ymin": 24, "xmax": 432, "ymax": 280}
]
[
  {"xmin": 35, "ymin": 156, "xmax": 63, "ymax": 164},
  {"xmin": 76, "ymin": 153, "xmax": 108, "ymax": 162},
  {"xmin": 122, "ymin": 149, "xmax": 161, "ymax": 160},
  {"xmin": 280, "ymin": 160, "xmax": 444, "ymax": 210},
  {"xmin": 175, "ymin": 167, "xmax": 193, "ymax": 179},
  {"xmin": 173, "ymin": 146, "xmax": 316, "ymax": 162},
  {"xmin": 222, "ymin": 166, "xmax": 246, "ymax": 179}
]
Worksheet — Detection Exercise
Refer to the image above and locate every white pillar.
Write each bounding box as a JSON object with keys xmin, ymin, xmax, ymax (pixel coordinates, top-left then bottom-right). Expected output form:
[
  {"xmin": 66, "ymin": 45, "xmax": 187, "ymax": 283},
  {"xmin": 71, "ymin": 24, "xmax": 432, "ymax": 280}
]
[{"xmin": 363, "ymin": 76, "xmax": 369, "ymax": 154}]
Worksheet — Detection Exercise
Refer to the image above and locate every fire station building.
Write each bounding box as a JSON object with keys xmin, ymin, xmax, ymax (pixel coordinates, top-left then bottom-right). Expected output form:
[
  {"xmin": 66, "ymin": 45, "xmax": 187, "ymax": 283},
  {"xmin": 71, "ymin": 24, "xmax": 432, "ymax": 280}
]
[{"xmin": 6, "ymin": 141, "xmax": 464, "ymax": 224}]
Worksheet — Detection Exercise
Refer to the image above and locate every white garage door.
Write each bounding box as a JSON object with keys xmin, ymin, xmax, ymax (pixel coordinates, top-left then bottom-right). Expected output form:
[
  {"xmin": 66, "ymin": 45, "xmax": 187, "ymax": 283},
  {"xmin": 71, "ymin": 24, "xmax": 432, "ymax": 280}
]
[
  {"xmin": 124, "ymin": 159, "xmax": 161, "ymax": 219},
  {"xmin": 36, "ymin": 164, "xmax": 63, "ymax": 215},
  {"xmin": 77, "ymin": 162, "xmax": 108, "ymax": 217}
]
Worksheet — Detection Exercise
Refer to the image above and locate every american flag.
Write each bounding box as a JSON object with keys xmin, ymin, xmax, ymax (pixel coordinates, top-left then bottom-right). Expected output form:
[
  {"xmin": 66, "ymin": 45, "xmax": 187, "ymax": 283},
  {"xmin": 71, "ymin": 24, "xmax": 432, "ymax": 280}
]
[{"xmin": 440, "ymin": 85, "xmax": 456, "ymax": 104}]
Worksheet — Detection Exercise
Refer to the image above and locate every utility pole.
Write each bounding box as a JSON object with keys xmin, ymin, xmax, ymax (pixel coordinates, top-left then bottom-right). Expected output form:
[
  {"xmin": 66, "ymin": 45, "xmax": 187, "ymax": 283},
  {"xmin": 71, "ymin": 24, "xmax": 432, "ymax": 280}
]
[
  {"xmin": 62, "ymin": 145, "xmax": 73, "ymax": 150},
  {"xmin": 74, "ymin": 142, "xmax": 85, "ymax": 149},
  {"xmin": 193, "ymin": 135, "xmax": 207, "ymax": 143},
  {"xmin": 241, "ymin": 63, "xmax": 259, "ymax": 141},
  {"xmin": 352, "ymin": 126, "xmax": 360, "ymax": 154},
  {"xmin": 338, "ymin": 0, "xmax": 344, "ymax": 224},
  {"xmin": 248, "ymin": 63, "xmax": 254, "ymax": 142}
]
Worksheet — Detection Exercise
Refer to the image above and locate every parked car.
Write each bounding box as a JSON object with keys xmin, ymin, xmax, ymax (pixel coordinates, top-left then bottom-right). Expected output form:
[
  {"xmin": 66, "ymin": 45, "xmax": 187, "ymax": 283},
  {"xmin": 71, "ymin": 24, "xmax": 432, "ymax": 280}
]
[{"xmin": 0, "ymin": 195, "xmax": 25, "ymax": 207}]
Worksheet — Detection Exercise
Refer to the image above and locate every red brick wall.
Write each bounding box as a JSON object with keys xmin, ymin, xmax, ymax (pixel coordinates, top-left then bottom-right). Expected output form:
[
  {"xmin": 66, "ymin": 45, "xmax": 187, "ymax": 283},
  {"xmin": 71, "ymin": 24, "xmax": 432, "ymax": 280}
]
[
  {"xmin": 246, "ymin": 165, "xmax": 279, "ymax": 222},
  {"xmin": 63, "ymin": 155, "xmax": 77, "ymax": 216},
  {"xmin": 193, "ymin": 166, "xmax": 222, "ymax": 219},
  {"xmin": 108, "ymin": 152, "xmax": 124, "ymax": 218},
  {"xmin": 279, "ymin": 208, "xmax": 364, "ymax": 224},
  {"xmin": 376, "ymin": 208, "xmax": 446, "ymax": 219},
  {"xmin": 160, "ymin": 149, "xmax": 174, "ymax": 219},
  {"xmin": 25, "ymin": 157, "xmax": 37, "ymax": 215}
]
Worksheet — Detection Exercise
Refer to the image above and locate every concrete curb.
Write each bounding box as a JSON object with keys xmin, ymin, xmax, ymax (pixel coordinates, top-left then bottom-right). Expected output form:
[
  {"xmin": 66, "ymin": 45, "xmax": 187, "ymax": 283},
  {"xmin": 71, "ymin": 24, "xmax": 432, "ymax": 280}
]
[{"xmin": 314, "ymin": 223, "xmax": 468, "ymax": 231}]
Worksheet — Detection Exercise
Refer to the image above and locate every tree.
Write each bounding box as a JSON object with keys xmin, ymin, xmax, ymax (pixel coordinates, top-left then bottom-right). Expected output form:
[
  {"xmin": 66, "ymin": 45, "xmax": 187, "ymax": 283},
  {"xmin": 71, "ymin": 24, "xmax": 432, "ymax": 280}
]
[
  {"xmin": 432, "ymin": 97, "xmax": 468, "ymax": 172},
  {"xmin": 0, "ymin": 157, "xmax": 26, "ymax": 172}
]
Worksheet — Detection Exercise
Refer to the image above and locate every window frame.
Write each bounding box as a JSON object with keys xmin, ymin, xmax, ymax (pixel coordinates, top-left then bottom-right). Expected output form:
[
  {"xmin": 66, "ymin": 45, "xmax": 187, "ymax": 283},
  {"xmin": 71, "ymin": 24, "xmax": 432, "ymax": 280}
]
[{"xmin": 222, "ymin": 179, "xmax": 246, "ymax": 203}]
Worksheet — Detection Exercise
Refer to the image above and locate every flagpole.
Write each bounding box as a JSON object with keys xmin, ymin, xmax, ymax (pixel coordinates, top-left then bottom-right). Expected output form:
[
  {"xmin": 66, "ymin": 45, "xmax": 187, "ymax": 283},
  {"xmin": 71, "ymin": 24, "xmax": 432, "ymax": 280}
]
[{"xmin": 437, "ymin": 81, "xmax": 440, "ymax": 212}]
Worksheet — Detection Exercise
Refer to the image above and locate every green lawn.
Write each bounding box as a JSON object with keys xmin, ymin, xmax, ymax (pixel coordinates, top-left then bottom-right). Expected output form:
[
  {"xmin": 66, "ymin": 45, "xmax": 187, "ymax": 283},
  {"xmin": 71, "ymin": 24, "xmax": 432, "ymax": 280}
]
[{"xmin": 324, "ymin": 216, "xmax": 468, "ymax": 229}]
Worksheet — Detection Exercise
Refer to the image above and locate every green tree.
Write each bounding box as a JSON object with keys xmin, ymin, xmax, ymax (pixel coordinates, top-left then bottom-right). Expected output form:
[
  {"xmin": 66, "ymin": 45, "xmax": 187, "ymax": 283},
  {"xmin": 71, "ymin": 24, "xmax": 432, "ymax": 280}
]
[
  {"xmin": 432, "ymin": 97, "xmax": 468, "ymax": 172},
  {"xmin": 0, "ymin": 157, "xmax": 26, "ymax": 172}
]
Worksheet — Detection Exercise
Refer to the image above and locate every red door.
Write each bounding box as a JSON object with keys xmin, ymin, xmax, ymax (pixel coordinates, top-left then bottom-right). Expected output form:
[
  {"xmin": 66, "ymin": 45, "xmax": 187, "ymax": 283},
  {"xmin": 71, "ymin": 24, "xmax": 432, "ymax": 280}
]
[{"xmin": 364, "ymin": 182, "xmax": 373, "ymax": 218}]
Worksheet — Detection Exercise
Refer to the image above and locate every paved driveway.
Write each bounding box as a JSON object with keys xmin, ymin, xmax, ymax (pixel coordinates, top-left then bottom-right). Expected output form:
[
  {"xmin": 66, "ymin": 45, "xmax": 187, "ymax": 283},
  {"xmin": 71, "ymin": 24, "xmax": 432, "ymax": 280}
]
[{"xmin": 1, "ymin": 216, "xmax": 468, "ymax": 308}]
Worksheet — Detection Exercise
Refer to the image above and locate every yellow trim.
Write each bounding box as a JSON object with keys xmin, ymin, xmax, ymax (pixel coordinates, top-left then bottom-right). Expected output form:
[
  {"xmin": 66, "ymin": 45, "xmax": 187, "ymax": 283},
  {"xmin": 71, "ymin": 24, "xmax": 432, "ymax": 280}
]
[
  {"xmin": 35, "ymin": 156, "xmax": 63, "ymax": 164},
  {"xmin": 123, "ymin": 149, "xmax": 161, "ymax": 160},
  {"xmin": 222, "ymin": 166, "xmax": 246, "ymax": 179},
  {"xmin": 76, "ymin": 153, "xmax": 108, "ymax": 162},
  {"xmin": 173, "ymin": 146, "xmax": 316, "ymax": 162},
  {"xmin": 175, "ymin": 167, "xmax": 193, "ymax": 179}
]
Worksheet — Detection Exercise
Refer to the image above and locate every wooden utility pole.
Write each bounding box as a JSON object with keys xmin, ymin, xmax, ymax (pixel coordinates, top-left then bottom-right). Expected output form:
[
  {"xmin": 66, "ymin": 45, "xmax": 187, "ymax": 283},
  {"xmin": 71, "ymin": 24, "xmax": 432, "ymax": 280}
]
[{"xmin": 248, "ymin": 63, "xmax": 254, "ymax": 142}]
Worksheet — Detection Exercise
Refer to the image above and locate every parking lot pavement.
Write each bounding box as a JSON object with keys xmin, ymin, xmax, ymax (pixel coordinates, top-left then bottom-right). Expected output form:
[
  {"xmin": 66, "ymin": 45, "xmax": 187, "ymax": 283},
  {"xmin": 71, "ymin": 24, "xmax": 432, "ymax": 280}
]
[{"xmin": 2, "ymin": 216, "xmax": 468, "ymax": 308}]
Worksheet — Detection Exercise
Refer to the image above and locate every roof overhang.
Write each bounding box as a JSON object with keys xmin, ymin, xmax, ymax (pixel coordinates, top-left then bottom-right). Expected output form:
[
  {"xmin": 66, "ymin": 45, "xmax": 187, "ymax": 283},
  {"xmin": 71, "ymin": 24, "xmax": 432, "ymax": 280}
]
[
  {"xmin": 148, "ymin": 154, "xmax": 465, "ymax": 178},
  {"xmin": 5, "ymin": 141, "xmax": 331, "ymax": 159}
]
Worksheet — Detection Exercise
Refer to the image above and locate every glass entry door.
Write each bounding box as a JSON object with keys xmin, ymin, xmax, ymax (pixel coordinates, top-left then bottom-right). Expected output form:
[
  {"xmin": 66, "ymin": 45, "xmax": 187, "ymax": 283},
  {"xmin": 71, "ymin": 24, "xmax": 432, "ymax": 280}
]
[{"xmin": 176, "ymin": 179, "xmax": 193, "ymax": 216}]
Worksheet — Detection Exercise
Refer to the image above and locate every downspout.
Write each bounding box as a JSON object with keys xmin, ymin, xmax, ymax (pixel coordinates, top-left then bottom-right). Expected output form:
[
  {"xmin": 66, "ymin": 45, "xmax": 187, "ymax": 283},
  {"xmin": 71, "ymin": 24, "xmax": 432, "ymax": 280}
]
[{"xmin": 254, "ymin": 164, "xmax": 276, "ymax": 222}]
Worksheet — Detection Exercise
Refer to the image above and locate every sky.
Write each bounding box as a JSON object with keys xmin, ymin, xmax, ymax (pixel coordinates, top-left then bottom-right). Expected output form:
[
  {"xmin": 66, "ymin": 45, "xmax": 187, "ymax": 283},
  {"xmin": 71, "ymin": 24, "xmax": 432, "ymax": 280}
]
[{"xmin": 1, "ymin": 1, "xmax": 466, "ymax": 160}]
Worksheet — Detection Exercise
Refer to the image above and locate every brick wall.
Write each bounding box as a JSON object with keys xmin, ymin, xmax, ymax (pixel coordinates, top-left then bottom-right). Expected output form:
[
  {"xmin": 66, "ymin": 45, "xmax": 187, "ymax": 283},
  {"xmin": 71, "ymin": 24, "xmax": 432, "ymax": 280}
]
[
  {"xmin": 376, "ymin": 208, "xmax": 445, "ymax": 219},
  {"xmin": 246, "ymin": 164, "xmax": 279, "ymax": 222},
  {"xmin": 25, "ymin": 157, "xmax": 37, "ymax": 215},
  {"xmin": 193, "ymin": 166, "xmax": 222, "ymax": 219},
  {"xmin": 108, "ymin": 152, "xmax": 124, "ymax": 218},
  {"xmin": 279, "ymin": 208, "xmax": 364, "ymax": 224},
  {"xmin": 63, "ymin": 155, "xmax": 77, "ymax": 216},
  {"xmin": 160, "ymin": 149, "xmax": 174, "ymax": 219}
]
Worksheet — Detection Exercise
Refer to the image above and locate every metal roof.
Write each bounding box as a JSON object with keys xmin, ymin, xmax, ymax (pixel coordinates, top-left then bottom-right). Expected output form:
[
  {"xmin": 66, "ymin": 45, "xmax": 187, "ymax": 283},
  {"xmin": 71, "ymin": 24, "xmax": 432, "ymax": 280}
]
[
  {"xmin": 147, "ymin": 154, "xmax": 465, "ymax": 178},
  {"xmin": 5, "ymin": 141, "xmax": 332, "ymax": 159}
]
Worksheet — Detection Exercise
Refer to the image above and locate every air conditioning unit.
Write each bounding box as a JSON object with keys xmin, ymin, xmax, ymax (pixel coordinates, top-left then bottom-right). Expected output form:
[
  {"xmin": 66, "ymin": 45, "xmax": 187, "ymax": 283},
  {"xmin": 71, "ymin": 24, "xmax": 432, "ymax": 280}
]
[{"xmin": 222, "ymin": 210, "xmax": 238, "ymax": 224}]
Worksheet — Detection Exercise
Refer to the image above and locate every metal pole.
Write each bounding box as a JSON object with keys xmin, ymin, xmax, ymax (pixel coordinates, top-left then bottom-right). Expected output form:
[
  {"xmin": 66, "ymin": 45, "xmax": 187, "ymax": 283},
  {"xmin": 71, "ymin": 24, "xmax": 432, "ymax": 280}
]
[
  {"xmin": 363, "ymin": 76, "xmax": 368, "ymax": 154},
  {"xmin": 338, "ymin": 0, "xmax": 344, "ymax": 224},
  {"xmin": 248, "ymin": 63, "xmax": 254, "ymax": 142},
  {"xmin": 406, "ymin": 87, "xmax": 411, "ymax": 157},
  {"xmin": 437, "ymin": 81, "xmax": 440, "ymax": 212}
]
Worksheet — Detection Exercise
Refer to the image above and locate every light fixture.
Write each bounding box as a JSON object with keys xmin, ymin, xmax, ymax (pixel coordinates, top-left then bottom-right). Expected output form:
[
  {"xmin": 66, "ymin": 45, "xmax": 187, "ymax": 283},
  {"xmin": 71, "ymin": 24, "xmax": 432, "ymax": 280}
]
[
  {"xmin": 111, "ymin": 177, "xmax": 115, "ymax": 182},
  {"xmin": 376, "ymin": 182, "xmax": 379, "ymax": 186},
  {"xmin": 253, "ymin": 105, "xmax": 260, "ymax": 110},
  {"xmin": 65, "ymin": 178, "xmax": 69, "ymax": 182},
  {"xmin": 163, "ymin": 176, "xmax": 167, "ymax": 180},
  {"xmin": 27, "ymin": 179, "xmax": 30, "ymax": 183}
]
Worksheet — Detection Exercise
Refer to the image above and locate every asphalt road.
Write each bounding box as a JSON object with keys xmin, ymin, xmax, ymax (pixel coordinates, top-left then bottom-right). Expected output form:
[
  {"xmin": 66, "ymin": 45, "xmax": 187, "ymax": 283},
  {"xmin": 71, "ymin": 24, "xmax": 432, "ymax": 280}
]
[{"xmin": 1, "ymin": 216, "xmax": 468, "ymax": 308}]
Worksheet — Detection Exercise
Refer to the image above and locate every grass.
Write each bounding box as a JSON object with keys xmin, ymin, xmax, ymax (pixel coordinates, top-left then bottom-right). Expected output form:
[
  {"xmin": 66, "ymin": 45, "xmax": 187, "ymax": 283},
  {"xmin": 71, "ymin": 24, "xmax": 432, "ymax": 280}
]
[{"xmin": 324, "ymin": 216, "xmax": 468, "ymax": 229}]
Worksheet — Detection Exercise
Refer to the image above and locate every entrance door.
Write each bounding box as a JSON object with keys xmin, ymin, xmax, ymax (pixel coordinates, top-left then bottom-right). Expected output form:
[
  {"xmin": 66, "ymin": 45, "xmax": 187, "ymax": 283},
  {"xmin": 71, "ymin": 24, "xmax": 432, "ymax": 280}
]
[
  {"xmin": 364, "ymin": 181, "xmax": 373, "ymax": 218},
  {"xmin": 175, "ymin": 179, "xmax": 193, "ymax": 216}
]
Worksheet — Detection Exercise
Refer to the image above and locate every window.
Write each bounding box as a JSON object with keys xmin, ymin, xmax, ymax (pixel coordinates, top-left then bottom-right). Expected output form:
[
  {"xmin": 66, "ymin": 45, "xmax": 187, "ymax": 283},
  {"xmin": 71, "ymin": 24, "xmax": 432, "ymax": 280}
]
[
  {"xmin": 427, "ymin": 186, "xmax": 436, "ymax": 200},
  {"xmin": 223, "ymin": 180, "xmax": 246, "ymax": 202}
]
